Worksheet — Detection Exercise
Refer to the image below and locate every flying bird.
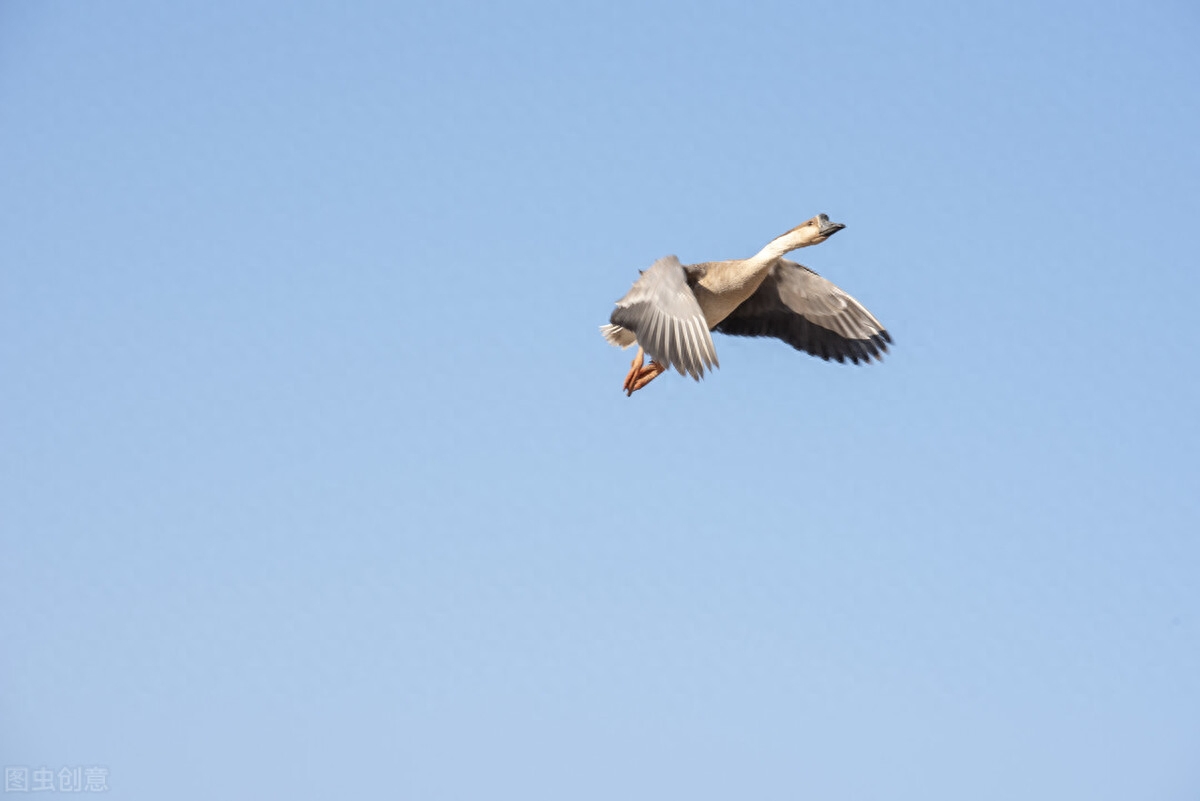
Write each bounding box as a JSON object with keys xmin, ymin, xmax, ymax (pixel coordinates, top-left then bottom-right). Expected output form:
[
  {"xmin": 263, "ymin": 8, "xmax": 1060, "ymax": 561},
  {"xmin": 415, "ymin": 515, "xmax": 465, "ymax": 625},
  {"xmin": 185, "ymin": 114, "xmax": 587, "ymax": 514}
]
[{"xmin": 601, "ymin": 214, "xmax": 891, "ymax": 395}]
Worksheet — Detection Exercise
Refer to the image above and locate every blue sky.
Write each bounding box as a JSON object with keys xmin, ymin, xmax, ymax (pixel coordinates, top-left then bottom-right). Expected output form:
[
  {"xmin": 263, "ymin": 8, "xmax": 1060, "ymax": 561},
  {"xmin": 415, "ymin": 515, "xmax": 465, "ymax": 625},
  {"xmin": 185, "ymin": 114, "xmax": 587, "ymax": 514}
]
[{"xmin": 3, "ymin": 1, "xmax": 1198, "ymax": 798}]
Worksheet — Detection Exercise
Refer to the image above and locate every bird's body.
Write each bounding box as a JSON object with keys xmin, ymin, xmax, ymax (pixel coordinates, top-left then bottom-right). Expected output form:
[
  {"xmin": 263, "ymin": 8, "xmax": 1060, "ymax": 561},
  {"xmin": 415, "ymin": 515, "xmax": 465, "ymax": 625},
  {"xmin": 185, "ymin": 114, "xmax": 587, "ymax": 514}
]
[
  {"xmin": 602, "ymin": 214, "xmax": 890, "ymax": 395},
  {"xmin": 690, "ymin": 259, "xmax": 777, "ymax": 325}
]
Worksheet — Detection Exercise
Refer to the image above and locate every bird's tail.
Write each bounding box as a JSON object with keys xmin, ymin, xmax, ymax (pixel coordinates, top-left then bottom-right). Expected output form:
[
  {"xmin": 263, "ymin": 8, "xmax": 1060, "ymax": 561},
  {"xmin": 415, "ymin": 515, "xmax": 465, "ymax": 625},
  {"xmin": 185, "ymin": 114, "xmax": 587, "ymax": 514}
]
[{"xmin": 599, "ymin": 323, "xmax": 636, "ymax": 349}]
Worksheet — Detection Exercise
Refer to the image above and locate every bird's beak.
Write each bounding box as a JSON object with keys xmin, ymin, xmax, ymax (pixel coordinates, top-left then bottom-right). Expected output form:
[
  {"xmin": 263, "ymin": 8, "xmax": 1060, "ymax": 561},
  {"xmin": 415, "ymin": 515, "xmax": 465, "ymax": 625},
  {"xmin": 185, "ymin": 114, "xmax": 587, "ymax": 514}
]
[{"xmin": 818, "ymin": 216, "xmax": 845, "ymax": 238}]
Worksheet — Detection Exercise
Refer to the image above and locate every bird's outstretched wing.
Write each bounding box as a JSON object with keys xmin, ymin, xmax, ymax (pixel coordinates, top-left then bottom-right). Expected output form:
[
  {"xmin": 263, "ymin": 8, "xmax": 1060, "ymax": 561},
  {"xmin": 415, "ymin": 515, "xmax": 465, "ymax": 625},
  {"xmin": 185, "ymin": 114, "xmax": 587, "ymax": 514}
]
[
  {"xmin": 715, "ymin": 259, "xmax": 891, "ymax": 364},
  {"xmin": 608, "ymin": 255, "xmax": 719, "ymax": 380}
]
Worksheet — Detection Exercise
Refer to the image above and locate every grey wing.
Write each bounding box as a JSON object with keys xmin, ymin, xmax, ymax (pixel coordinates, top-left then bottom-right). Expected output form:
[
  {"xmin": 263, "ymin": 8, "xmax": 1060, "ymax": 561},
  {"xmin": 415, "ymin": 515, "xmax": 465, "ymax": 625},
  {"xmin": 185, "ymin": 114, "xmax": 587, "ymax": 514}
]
[
  {"xmin": 714, "ymin": 259, "xmax": 891, "ymax": 364},
  {"xmin": 608, "ymin": 255, "xmax": 719, "ymax": 380}
]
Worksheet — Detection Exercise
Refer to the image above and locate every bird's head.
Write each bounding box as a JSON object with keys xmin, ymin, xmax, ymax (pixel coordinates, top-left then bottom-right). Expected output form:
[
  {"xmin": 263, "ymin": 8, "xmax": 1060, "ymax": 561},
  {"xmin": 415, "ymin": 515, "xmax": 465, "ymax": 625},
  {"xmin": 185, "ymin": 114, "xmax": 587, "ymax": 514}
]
[
  {"xmin": 782, "ymin": 213, "xmax": 845, "ymax": 248},
  {"xmin": 752, "ymin": 213, "xmax": 847, "ymax": 263}
]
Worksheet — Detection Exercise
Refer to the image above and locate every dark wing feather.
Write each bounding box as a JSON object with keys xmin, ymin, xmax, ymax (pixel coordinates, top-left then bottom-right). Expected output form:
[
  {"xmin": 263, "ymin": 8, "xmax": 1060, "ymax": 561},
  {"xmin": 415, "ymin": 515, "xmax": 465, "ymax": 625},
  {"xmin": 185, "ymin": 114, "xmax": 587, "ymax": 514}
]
[{"xmin": 714, "ymin": 259, "xmax": 891, "ymax": 364}]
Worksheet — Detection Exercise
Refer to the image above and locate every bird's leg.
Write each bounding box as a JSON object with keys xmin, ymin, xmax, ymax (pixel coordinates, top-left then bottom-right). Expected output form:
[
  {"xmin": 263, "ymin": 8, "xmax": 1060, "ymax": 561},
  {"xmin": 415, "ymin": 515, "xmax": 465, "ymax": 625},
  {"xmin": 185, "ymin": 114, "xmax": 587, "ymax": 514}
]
[
  {"xmin": 626, "ymin": 360, "xmax": 667, "ymax": 396},
  {"xmin": 622, "ymin": 347, "xmax": 646, "ymax": 394}
]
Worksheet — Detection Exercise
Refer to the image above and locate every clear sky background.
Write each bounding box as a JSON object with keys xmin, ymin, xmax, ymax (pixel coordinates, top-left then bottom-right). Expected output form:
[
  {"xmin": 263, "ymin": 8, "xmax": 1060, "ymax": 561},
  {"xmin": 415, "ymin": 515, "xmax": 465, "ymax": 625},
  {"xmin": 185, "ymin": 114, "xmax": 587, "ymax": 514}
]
[{"xmin": 3, "ymin": 1, "xmax": 1198, "ymax": 798}]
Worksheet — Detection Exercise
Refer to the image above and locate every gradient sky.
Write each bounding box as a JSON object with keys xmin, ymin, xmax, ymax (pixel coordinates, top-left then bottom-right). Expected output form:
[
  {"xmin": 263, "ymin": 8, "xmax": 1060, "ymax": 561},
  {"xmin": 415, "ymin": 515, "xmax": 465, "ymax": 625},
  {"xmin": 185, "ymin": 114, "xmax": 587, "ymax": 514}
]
[{"xmin": 3, "ymin": 1, "xmax": 1199, "ymax": 799}]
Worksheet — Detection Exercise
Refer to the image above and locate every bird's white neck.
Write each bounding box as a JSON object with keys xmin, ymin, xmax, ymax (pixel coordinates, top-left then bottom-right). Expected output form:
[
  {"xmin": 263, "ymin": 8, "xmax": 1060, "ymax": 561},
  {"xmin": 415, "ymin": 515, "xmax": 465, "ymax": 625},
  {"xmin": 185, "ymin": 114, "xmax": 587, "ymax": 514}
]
[{"xmin": 745, "ymin": 226, "xmax": 818, "ymax": 270}]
